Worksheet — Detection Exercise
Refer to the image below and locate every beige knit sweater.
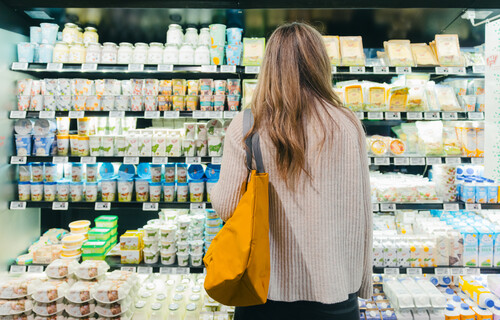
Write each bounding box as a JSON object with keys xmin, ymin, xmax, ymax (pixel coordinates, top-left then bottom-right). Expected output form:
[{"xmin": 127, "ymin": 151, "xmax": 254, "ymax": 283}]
[{"xmin": 210, "ymin": 105, "xmax": 373, "ymax": 304}]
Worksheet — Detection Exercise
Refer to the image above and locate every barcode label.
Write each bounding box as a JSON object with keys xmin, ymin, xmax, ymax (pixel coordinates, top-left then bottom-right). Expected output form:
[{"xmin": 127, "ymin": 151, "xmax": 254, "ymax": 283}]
[
  {"xmin": 374, "ymin": 157, "xmax": 390, "ymax": 166},
  {"xmin": 465, "ymin": 203, "xmax": 481, "ymax": 211},
  {"xmin": 109, "ymin": 111, "xmax": 125, "ymax": 118},
  {"xmin": 39, "ymin": 111, "xmax": 55, "ymax": 119},
  {"xmin": 201, "ymin": 65, "xmax": 217, "ymax": 73},
  {"xmin": 394, "ymin": 157, "xmax": 409, "ymax": 166},
  {"xmin": 137, "ymin": 267, "xmax": 153, "ymax": 274},
  {"xmin": 81, "ymin": 157, "xmax": 96, "ymax": 164},
  {"xmin": 407, "ymin": 268, "xmax": 422, "ymax": 275},
  {"xmin": 424, "ymin": 112, "xmax": 440, "ymax": 120},
  {"xmin": 27, "ymin": 265, "xmax": 44, "ymax": 273},
  {"xmin": 373, "ymin": 66, "xmax": 389, "ymax": 73},
  {"xmin": 473, "ymin": 65, "xmax": 485, "ymax": 73},
  {"xmin": 52, "ymin": 202, "xmax": 68, "ymax": 210},
  {"xmin": 144, "ymin": 111, "xmax": 160, "ymax": 119},
  {"xmin": 367, "ymin": 112, "xmax": 384, "ymax": 120},
  {"xmin": 192, "ymin": 111, "xmax": 207, "ymax": 119},
  {"xmin": 10, "ymin": 202, "xmax": 26, "ymax": 210},
  {"xmin": 142, "ymin": 203, "xmax": 159, "ymax": 211},
  {"xmin": 443, "ymin": 203, "xmax": 460, "ymax": 211},
  {"xmin": 123, "ymin": 157, "xmax": 139, "ymax": 165},
  {"xmin": 95, "ymin": 202, "xmax": 111, "ymax": 211},
  {"xmin": 186, "ymin": 157, "xmax": 201, "ymax": 164},
  {"xmin": 380, "ymin": 203, "xmax": 396, "ymax": 211},
  {"xmin": 164, "ymin": 111, "xmax": 180, "ymax": 119},
  {"xmin": 223, "ymin": 111, "xmax": 238, "ymax": 119},
  {"xmin": 121, "ymin": 267, "xmax": 136, "ymax": 272},
  {"xmin": 211, "ymin": 157, "xmax": 222, "ymax": 165},
  {"xmin": 160, "ymin": 267, "xmax": 174, "ymax": 274},
  {"xmin": 81, "ymin": 63, "xmax": 97, "ymax": 71},
  {"xmin": 152, "ymin": 157, "xmax": 168, "ymax": 164},
  {"xmin": 451, "ymin": 67, "xmax": 466, "ymax": 74},
  {"xmin": 385, "ymin": 112, "xmax": 401, "ymax": 120},
  {"xmin": 11, "ymin": 156, "xmax": 27, "ymax": 164},
  {"xmin": 10, "ymin": 266, "xmax": 26, "ymax": 273},
  {"xmin": 471, "ymin": 158, "xmax": 484, "ymax": 165},
  {"xmin": 435, "ymin": 67, "xmax": 451, "ymax": 75},
  {"xmin": 349, "ymin": 66, "xmax": 365, "ymax": 73},
  {"xmin": 442, "ymin": 112, "xmax": 458, "ymax": 120},
  {"xmin": 468, "ymin": 112, "xmax": 484, "ymax": 120},
  {"xmin": 128, "ymin": 64, "xmax": 144, "ymax": 72},
  {"xmin": 407, "ymin": 112, "xmax": 423, "ymax": 120},
  {"xmin": 174, "ymin": 268, "xmax": 190, "ymax": 274},
  {"xmin": 451, "ymin": 268, "xmax": 466, "ymax": 276},
  {"xmin": 46, "ymin": 63, "xmax": 63, "ymax": 71},
  {"xmin": 445, "ymin": 157, "xmax": 461, "ymax": 165},
  {"xmin": 245, "ymin": 66, "xmax": 260, "ymax": 74},
  {"xmin": 396, "ymin": 66, "xmax": 412, "ymax": 73},
  {"xmin": 157, "ymin": 64, "xmax": 174, "ymax": 72},
  {"xmin": 220, "ymin": 65, "xmax": 236, "ymax": 73},
  {"xmin": 426, "ymin": 157, "xmax": 442, "ymax": 165},
  {"xmin": 435, "ymin": 268, "xmax": 451, "ymax": 276},
  {"xmin": 190, "ymin": 203, "xmax": 206, "ymax": 210},
  {"xmin": 384, "ymin": 268, "xmax": 400, "ymax": 275},
  {"xmin": 69, "ymin": 111, "xmax": 85, "ymax": 118},
  {"xmin": 410, "ymin": 157, "xmax": 425, "ymax": 166},
  {"xmin": 10, "ymin": 111, "xmax": 26, "ymax": 119},
  {"xmin": 206, "ymin": 111, "xmax": 223, "ymax": 119},
  {"xmin": 11, "ymin": 62, "xmax": 28, "ymax": 70},
  {"xmin": 53, "ymin": 157, "xmax": 69, "ymax": 164}
]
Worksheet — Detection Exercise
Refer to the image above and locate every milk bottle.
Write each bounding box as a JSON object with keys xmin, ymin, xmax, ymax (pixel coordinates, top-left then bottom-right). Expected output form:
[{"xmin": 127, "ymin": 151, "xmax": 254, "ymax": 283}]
[
  {"xmin": 460, "ymin": 303, "xmax": 476, "ymax": 320},
  {"xmin": 460, "ymin": 276, "xmax": 496, "ymax": 308},
  {"xmin": 472, "ymin": 305, "xmax": 493, "ymax": 320},
  {"xmin": 444, "ymin": 304, "xmax": 460, "ymax": 320}
]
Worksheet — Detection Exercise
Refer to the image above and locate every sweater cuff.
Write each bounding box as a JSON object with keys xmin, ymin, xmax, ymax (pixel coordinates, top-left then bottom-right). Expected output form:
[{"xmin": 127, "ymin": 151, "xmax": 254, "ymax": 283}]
[{"xmin": 358, "ymin": 276, "xmax": 373, "ymax": 299}]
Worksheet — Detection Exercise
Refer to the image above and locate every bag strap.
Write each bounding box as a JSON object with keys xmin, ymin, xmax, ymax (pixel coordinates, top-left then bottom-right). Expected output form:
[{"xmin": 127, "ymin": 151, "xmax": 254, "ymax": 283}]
[{"xmin": 243, "ymin": 109, "xmax": 265, "ymax": 173}]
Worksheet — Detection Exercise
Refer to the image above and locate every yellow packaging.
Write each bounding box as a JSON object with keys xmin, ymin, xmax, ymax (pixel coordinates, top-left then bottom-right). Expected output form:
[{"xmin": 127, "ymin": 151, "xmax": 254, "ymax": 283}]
[
  {"xmin": 385, "ymin": 40, "xmax": 414, "ymax": 67},
  {"xmin": 323, "ymin": 36, "xmax": 341, "ymax": 66},
  {"xmin": 172, "ymin": 96, "xmax": 186, "ymax": 111},
  {"xmin": 159, "ymin": 80, "xmax": 172, "ymax": 95},
  {"xmin": 187, "ymin": 80, "xmax": 200, "ymax": 96},
  {"xmin": 120, "ymin": 231, "xmax": 143, "ymax": 250},
  {"xmin": 411, "ymin": 43, "xmax": 438, "ymax": 66},
  {"xmin": 158, "ymin": 95, "xmax": 172, "ymax": 111},
  {"xmin": 344, "ymin": 85, "xmax": 363, "ymax": 111},
  {"xmin": 340, "ymin": 36, "xmax": 365, "ymax": 66},
  {"xmin": 185, "ymin": 96, "xmax": 199, "ymax": 111},
  {"xmin": 366, "ymin": 87, "xmax": 386, "ymax": 111},
  {"xmin": 388, "ymin": 87, "xmax": 409, "ymax": 112},
  {"xmin": 120, "ymin": 249, "xmax": 143, "ymax": 264},
  {"xmin": 389, "ymin": 139, "xmax": 405, "ymax": 155},
  {"xmin": 172, "ymin": 79, "xmax": 186, "ymax": 96}
]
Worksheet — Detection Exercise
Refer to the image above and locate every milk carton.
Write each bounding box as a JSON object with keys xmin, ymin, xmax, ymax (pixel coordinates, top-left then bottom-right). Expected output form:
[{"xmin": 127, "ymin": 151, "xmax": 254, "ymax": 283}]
[
  {"xmin": 477, "ymin": 226, "xmax": 494, "ymax": 267},
  {"xmin": 461, "ymin": 227, "xmax": 479, "ymax": 267},
  {"xmin": 373, "ymin": 241, "xmax": 385, "ymax": 267}
]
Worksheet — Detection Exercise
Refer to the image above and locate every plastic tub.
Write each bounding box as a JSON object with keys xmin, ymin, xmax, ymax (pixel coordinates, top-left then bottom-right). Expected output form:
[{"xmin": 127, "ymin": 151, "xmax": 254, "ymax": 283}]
[
  {"xmin": 69, "ymin": 220, "xmax": 91, "ymax": 234},
  {"xmin": 143, "ymin": 249, "xmax": 159, "ymax": 264},
  {"xmin": 190, "ymin": 253, "xmax": 203, "ymax": 267},
  {"xmin": 62, "ymin": 234, "xmax": 86, "ymax": 250},
  {"xmin": 160, "ymin": 250, "xmax": 176, "ymax": 265},
  {"xmin": 160, "ymin": 240, "xmax": 176, "ymax": 253},
  {"xmin": 61, "ymin": 247, "xmax": 81, "ymax": 257},
  {"xmin": 143, "ymin": 225, "xmax": 159, "ymax": 239},
  {"xmin": 160, "ymin": 224, "xmax": 177, "ymax": 242},
  {"xmin": 143, "ymin": 238, "xmax": 159, "ymax": 251},
  {"xmin": 94, "ymin": 215, "xmax": 118, "ymax": 228},
  {"xmin": 88, "ymin": 227, "xmax": 112, "ymax": 241},
  {"xmin": 81, "ymin": 240, "xmax": 107, "ymax": 255}
]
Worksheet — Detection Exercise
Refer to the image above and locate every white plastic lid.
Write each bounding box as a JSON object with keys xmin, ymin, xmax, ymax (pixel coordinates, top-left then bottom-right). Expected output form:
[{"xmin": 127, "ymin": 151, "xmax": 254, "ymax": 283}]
[
  {"xmin": 156, "ymin": 294, "xmax": 166, "ymax": 301},
  {"xmin": 186, "ymin": 303, "xmax": 196, "ymax": 311},
  {"xmin": 135, "ymin": 301, "xmax": 146, "ymax": 309},
  {"xmin": 169, "ymin": 303, "xmax": 179, "ymax": 311},
  {"xmin": 151, "ymin": 303, "xmax": 162, "ymax": 311},
  {"xmin": 173, "ymin": 294, "xmax": 183, "ymax": 301}
]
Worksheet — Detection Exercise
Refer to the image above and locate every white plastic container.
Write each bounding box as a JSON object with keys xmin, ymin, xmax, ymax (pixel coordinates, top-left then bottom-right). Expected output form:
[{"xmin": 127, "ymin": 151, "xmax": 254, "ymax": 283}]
[
  {"xmin": 444, "ymin": 304, "xmax": 460, "ymax": 320},
  {"xmin": 460, "ymin": 303, "xmax": 476, "ymax": 320}
]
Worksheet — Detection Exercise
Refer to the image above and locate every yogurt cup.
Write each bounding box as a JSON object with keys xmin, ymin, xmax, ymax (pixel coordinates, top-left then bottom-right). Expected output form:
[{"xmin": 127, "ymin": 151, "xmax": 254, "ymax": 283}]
[
  {"xmin": 118, "ymin": 179, "xmax": 133, "ymax": 202},
  {"xmin": 177, "ymin": 215, "xmax": 191, "ymax": 232},
  {"xmin": 160, "ymin": 240, "xmax": 176, "ymax": 253},
  {"xmin": 149, "ymin": 182, "xmax": 162, "ymax": 202},
  {"xmin": 143, "ymin": 225, "xmax": 159, "ymax": 239},
  {"xmin": 18, "ymin": 164, "xmax": 31, "ymax": 182},
  {"xmin": 14, "ymin": 119, "xmax": 33, "ymax": 135},
  {"xmin": 70, "ymin": 135, "xmax": 79, "ymax": 155},
  {"xmin": 189, "ymin": 179, "xmax": 205, "ymax": 202},
  {"xmin": 208, "ymin": 135, "xmax": 223, "ymax": 156},
  {"xmin": 176, "ymin": 164, "xmax": 188, "ymax": 183},
  {"xmin": 204, "ymin": 232, "xmax": 217, "ymax": 242},
  {"xmin": 29, "ymin": 95, "xmax": 43, "ymax": 111},
  {"xmin": 191, "ymin": 214, "xmax": 205, "ymax": 227},
  {"xmin": 71, "ymin": 163, "xmax": 83, "ymax": 182},
  {"xmin": 160, "ymin": 224, "xmax": 177, "ymax": 242},
  {"xmin": 15, "ymin": 134, "xmax": 32, "ymax": 156},
  {"xmin": 56, "ymin": 134, "xmax": 69, "ymax": 156},
  {"xmin": 164, "ymin": 164, "xmax": 175, "ymax": 183},
  {"xmin": 62, "ymin": 234, "xmax": 85, "ymax": 250},
  {"xmin": 86, "ymin": 164, "xmax": 98, "ymax": 182},
  {"xmin": 44, "ymin": 163, "xmax": 57, "ymax": 182},
  {"xmin": 33, "ymin": 164, "xmax": 45, "ymax": 182},
  {"xmin": 56, "ymin": 181, "xmax": 70, "ymax": 201},
  {"xmin": 85, "ymin": 182, "xmax": 98, "ymax": 202},
  {"xmin": 190, "ymin": 253, "xmax": 203, "ymax": 267},
  {"xmin": 163, "ymin": 210, "xmax": 177, "ymax": 224},
  {"xmin": 70, "ymin": 182, "xmax": 84, "ymax": 202},
  {"xmin": 206, "ymin": 179, "xmax": 218, "ymax": 202},
  {"xmin": 101, "ymin": 178, "xmax": 117, "ymax": 202},
  {"xmin": 183, "ymin": 139, "xmax": 196, "ymax": 157},
  {"xmin": 101, "ymin": 136, "xmax": 114, "ymax": 156},
  {"xmin": 33, "ymin": 135, "xmax": 54, "ymax": 156},
  {"xmin": 150, "ymin": 164, "xmax": 162, "ymax": 183},
  {"xmin": 160, "ymin": 251, "xmax": 176, "ymax": 265},
  {"xmin": 205, "ymin": 225, "xmax": 222, "ymax": 235},
  {"xmin": 177, "ymin": 231, "xmax": 189, "ymax": 242},
  {"xmin": 177, "ymin": 183, "xmax": 188, "ymax": 202},
  {"xmin": 205, "ymin": 164, "xmax": 220, "ymax": 180},
  {"xmin": 176, "ymin": 253, "xmax": 189, "ymax": 267},
  {"xmin": 143, "ymin": 238, "xmax": 159, "ymax": 251},
  {"xmin": 56, "ymin": 118, "xmax": 70, "ymax": 135},
  {"xmin": 176, "ymin": 241, "xmax": 189, "ymax": 253},
  {"xmin": 56, "ymin": 95, "xmax": 72, "ymax": 111},
  {"xmin": 135, "ymin": 178, "xmax": 149, "ymax": 202},
  {"xmin": 206, "ymin": 218, "xmax": 222, "ymax": 227},
  {"xmin": 78, "ymin": 136, "xmax": 90, "ymax": 156},
  {"xmin": 163, "ymin": 182, "xmax": 175, "ymax": 202},
  {"xmin": 30, "ymin": 181, "xmax": 43, "ymax": 201},
  {"xmin": 43, "ymin": 181, "xmax": 57, "ymax": 201},
  {"xmin": 18, "ymin": 182, "xmax": 31, "ymax": 201},
  {"xmin": 189, "ymin": 228, "xmax": 204, "ymax": 241},
  {"xmin": 89, "ymin": 135, "xmax": 102, "ymax": 156},
  {"xmin": 143, "ymin": 250, "xmax": 159, "ymax": 264}
]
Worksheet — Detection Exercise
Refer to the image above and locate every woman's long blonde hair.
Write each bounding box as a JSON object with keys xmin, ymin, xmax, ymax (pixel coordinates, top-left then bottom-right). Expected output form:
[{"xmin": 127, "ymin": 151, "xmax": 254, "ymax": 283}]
[{"xmin": 247, "ymin": 22, "xmax": 344, "ymax": 188}]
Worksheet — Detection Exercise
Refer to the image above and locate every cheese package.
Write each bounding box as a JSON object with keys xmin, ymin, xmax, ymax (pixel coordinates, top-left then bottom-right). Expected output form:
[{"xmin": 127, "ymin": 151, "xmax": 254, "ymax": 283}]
[
  {"xmin": 411, "ymin": 43, "xmax": 438, "ymax": 66},
  {"xmin": 434, "ymin": 85, "xmax": 461, "ymax": 111},
  {"xmin": 32, "ymin": 301, "xmax": 65, "ymax": 316},
  {"xmin": 364, "ymin": 84, "xmax": 387, "ymax": 111},
  {"xmin": 387, "ymin": 87, "xmax": 409, "ymax": 112},
  {"xmin": 242, "ymin": 80, "xmax": 257, "ymax": 109},
  {"xmin": 75, "ymin": 261, "xmax": 110, "ymax": 280},
  {"xmin": 65, "ymin": 281, "xmax": 97, "ymax": 303},
  {"xmin": 385, "ymin": 40, "xmax": 414, "ymax": 67},
  {"xmin": 0, "ymin": 300, "xmax": 33, "ymax": 315},
  {"xmin": 120, "ymin": 250, "xmax": 142, "ymax": 264},
  {"xmin": 405, "ymin": 74, "xmax": 430, "ymax": 111},
  {"xmin": 93, "ymin": 281, "xmax": 132, "ymax": 304},
  {"xmin": 323, "ymin": 36, "xmax": 341, "ymax": 66},
  {"xmin": 95, "ymin": 298, "xmax": 131, "ymax": 317},
  {"xmin": 340, "ymin": 36, "xmax": 365, "ymax": 66},
  {"xmin": 344, "ymin": 85, "xmax": 363, "ymax": 111},
  {"xmin": 65, "ymin": 301, "xmax": 96, "ymax": 318},
  {"xmin": 119, "ymin": 231, "xmax": 143, "ymax": 251},
  {"xmin": 434, "ymin": 34, "xmax": 462, "ymax": 67},
  {"xmin": 242, "ymin": 38, "xmax": 265, "ymax": 66},
  {"xmin": 416, "ymin": 121, "xmax": 444, "ymax": 156},
  {"xmin": 0, "ymin": 278, "xmax": 42, "ymax": 299},
  {"xmin": 32, "ymin": 281, "xmax": 70, "ymax": 303},
  {"xmin": 45, "ymin": 259, "xmax": 79, "ymax": 279}
]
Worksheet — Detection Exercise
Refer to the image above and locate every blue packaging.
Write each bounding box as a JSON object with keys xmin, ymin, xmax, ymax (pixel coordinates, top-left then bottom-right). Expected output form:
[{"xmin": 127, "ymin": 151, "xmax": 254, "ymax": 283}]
[
  {"xmin": 30, "ymin": 26, "xmax": 42, "ymax": 44},
  {"xmin": 188, "ymin": 164, "xmax": 205, "ymax": 180},
  {"xmin": 17, "ymin": 42, "xmax": 34, "ymax": 63},
  {"xmin": 38, "ymin": 44, "xmax": 53, "ymax": 63},
  {"xmin": 15, "ymin": 134, "xmax": 32, "ymax": 156},
  {"xmin": 226, "ymin": 28, "xmax": 243, "ymax": 45},
  {"xmin": 487, "ymin": 181, "xmax": 498, "ymax": 203},
  {"xmin": 225, "ymin": 44, "xmax": 242, "ymax": 66},
  {"xmin": 33, "ymin": 135, "xmax": 54, "ymax": 156},
  {"xmin": 205, "ymin": 164, "xmax": 220, "ymax": 180}
]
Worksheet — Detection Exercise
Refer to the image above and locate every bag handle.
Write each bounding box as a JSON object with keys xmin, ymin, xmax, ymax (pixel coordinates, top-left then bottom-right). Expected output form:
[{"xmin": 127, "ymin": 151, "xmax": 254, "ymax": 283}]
[{"xmin": 243, "ymin": 109, "xmax": 265, "ymax": 174}]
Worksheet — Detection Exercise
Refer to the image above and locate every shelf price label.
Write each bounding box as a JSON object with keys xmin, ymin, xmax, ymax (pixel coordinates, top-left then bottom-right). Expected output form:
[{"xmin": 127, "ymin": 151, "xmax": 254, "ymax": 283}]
[
  {"xmin": 220, "ymin": 65, "xmax": 236, "ymax": 73},
  {"xmin": 426, "ymin": 157, "xmax": 442, "ymax": 165},
  {"xmin": 331, "ymin": 66, "xmax": 337, "ymax": 74},
  {"xmin": 465, "ymin": 203, "xmax": 481, "ymax": 211},
  {"xmin": 157, "ymin": 64, "xmax": 174, "ymax": 72},
  {"xmin": 435, "ymin": 67, "xmax": 451, "ymax": 75},
  {"xmin": 201, "ymin": 65, "xmax": 217, "ymax": 73},
  {"xmin": 394, "ymin": 157, "xmax": 409, "ymax": 166},
  {"xmin": 192, "ymin": 111, "xmax": 207, "ymax": 119},
  {"xmin": 47, "ymin": 63, "xmax": 63, "ymax": 71},
  {"xmin": 468, "ymin": 112, "xmax": 484, "ymax": 120},
  {"xmin": 95, "ymin": 202, "xmax": 111, "ymax": 211},
  {"xmin": 39, "ymin": 111, "xmax": 55, "ymax": 119},
  {"xmin": 367, "ymin": 112, "xmax": 384, "ymax": 120},
  {"xmin": 11, "ymin": 62, "xmax": 28, "ymax": 70},
  {"xmin": 10, "ymin": 202, "xmax": 26, "ymax": 210},
  {"xmin": 152, "ymin": 157, "xmax": 168, "ymax": 164},
  {"xmin": 128, "ymin": 64, "xmax": 144, "ymax": 72},
  {"xmin": 81, "ymin": 157, "xmax": 96, "ymax": 164},
  {"xmin": 407, "ymin": 268, "xmax": 422, "ymax": 275},
  {"xmin": 373, "ymin": 66, "xmax": 389, "ymax": 74},
  {"xmin": 349, "ymin": 66, "xmax": 365, "ymax": 73},
  {"xmin": 53, "ymin": 157, "xmax": 69, "ymax": 164},
  {"xmin": 10, "ymin": 111, "xmax": 26, "ymax": 119},
  {"xmin": 186, "ymin": 157, "xmax": 201, "ymax": 164},
  {"xmin": 245, "ymin": 66, "xmax": 260, "ymax": 74},
  {"xmin": 424, "ymin": 112, "xmax": 440, "ymax": 120},
  {"xmin": 396, "ymin": 66, "xmax": 412, "ymax": 73},
  {"xmin": 144, "ymin": 111, "xmax": 160, "ymax": 119},
  {"xmin": 137, "ymin": 267, "xmax": 153, "ymax": 274},
  {"xmin": 123, "ymin": 157, "xmax": 139, "ymax": 165},
  {"xmin": 471, "ymin": 158, "xmax": 484, "ymax": 165},
  {"xmin": 443, "ymin": 203, "xmax": 460, "ymax": 211},
  {"xmin": 385, "ymin": 112, "xmax": 401, "ymax": 120},
  {"xmin": 384, "ymin": 268, "xmax": 400, "ymax": 276},
  {"xmin": 27, "ymin": 265, "xmax": 44, "ymax": 273},
  {"xmin": 445, "ymin": 157, "xmax": 461, "ymax": 165},
  {"xmin": 206, "ymin": 111, "xmax": 223, "ymax": 119},
  {"xmin": 120, "ymin": 267, "xmax": 136, "ymax": 273},
  {"xmin": 173, "ymin": 268, "xmax": 190, "ymax": 275},
  {"xmin": 374, "ymin": 157, "xmax": 390, "ymax": 166},
  {"xmin": 164, "ymin": 111, "xmax": 180, "ymax": 119},
  {"xmin": 211, "ymin": 157, "xmax": 222, "ymax": 165},
  {"xmin": 190, "ymin": 203, "xmax": 206, "ymax": 210},
  {"xmin": 473, "ymin": 65, "xmax": 485, "ymax": 74},
  {"xmin": 465, "ymin": 267, "xmax": 480, "ymax": 276},
  {"xmin": 224, "ymin": 111, "xmax": 239, "ymax": 119},
  {"xmin": 406, "ymin": 112, "xmax": 423, "ymax": 120},
  {"xmin": 442, "ymin": 112, "xmax": 458, "ymax": 120},
  {"xmin": 380, "ymin": 203, "xmax": 396, "ymax": 212},
  {"xmin": 109, "ymin": 111, "xmax": 125, "ymax": 118},
  {"xmin": 160, "ymin": 267, "xmax": 174, "ymax": 274},
  {"xmin": 354, "ymin": 112, "xmax": 364, "ymax": 120},
  {"xmin": 451, "ymin": 268, "xmax": 466, "ymax": 276},
  {"xmin": 11, "ymin": 156, "xmax": 27, "ymax": 165},
  {"xmin": 142, "ymin": 203, "xmax": 159, "ymax": 211},
  {"xmin": 81, "ymin": 63, "xmax": 98, "ymax": 71},
  {"xmin": 52, "ymin": 202, "xmax": 69, "ymax": 211},
  {"xmin": 9, "ymin": 265, "xmax": 26, "ymax": 274},
  {"xmin": 435, "ymin": 268, "xmax": 451, "ymax": 276},
  {"xmin": 409, "ymin": 157, "xmax": 425, "ymax": 166},
  {"xmin": 451, "ymin": 67, "xmax": 466, "ymax": 74},
  {"xmin": 372, "ymin": 203, "xmax": 380, "ymax": 212}
]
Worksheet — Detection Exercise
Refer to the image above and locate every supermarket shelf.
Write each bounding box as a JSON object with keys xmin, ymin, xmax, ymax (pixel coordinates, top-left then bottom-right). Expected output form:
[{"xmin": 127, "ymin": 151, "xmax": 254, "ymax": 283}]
[
  {"xmin": 369, "ymin": 156, "xmax": 484, "ymax": 166},
  {"xmin": 373, "ymin": 202, "xmax": 500, "ymax": 211},
  {"xmin": 358, "ymin": 111, "xmax": 484, "ymax": 121},
  {"xmin": 9, "ymin": 110, "xmax": 238, "ymax": 120},
  {"xmin": 372, "ymin": 266, "xmax": 500, "ymax": 275},
  {"xmin": 9, "ymin": 201, "xmax": 212, "ymax": 210},
  {"xmin": 11, "ymin": 63, "xmax": 484, "ymax": 77},
  {"xmin": 105, "ymin": 256, "xmax": 204, "ymax": 273},
  {"xmin": 10, "ymin": 156, "xmax": 220, "ymax": 165}
]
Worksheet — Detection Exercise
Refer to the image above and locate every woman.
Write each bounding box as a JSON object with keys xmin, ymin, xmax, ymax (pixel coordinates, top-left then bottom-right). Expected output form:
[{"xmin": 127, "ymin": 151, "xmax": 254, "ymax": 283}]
[{"xmin": 211, "ymin": 22, "xmax": 372, "ymax": 319}]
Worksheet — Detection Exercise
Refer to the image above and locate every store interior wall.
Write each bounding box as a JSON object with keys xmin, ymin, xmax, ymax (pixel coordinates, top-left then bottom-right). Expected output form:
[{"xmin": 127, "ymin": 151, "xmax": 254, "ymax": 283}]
[{"xmin": 0, "ymin": 1, "xmax": 40, "ymax": 268}]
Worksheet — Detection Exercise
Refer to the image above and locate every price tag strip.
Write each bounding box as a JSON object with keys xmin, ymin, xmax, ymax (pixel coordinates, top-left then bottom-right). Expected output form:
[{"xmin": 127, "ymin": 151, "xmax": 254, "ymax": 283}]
[
  {"xmin": 123, "ymin": 157, "xmax": 140, "ymax": 165},
  {"xmin": 52, "ymin": 202, "xmax": 69, "ymax": 210},
  {"xmin": 384, "ymin": 268, "xmax": 400, "ymax": 275},
  {"xmin": 465, "ymin": 203, "xmax": 481, "ymax": 211},
  {"xmin": 396, "ymin": 66, "xmax": 412, "ymax": 74},
  {"xmin": 426, "ymin": 157, "xmax": 442, "ymax": 165},
  {"xmin": 27, "ymin": 265, "xmax": 44, "ymax": 273},
  {"xmin": 128, "ymin": 64, "xmax": 144, "ymax": 72},
  {"xmin": 201, "ymin": 65, "xmax": 217, "ymax": 73},
  {"xmin": 385, "ymin": 112, "xmax": 401, "ymax": 120},
  {"xmin": 442, "ymin": 112, "xmax": 458, "ymax": 120},
  {"xmin": 367, "ymin": 112, "xmax": 384, "ymax": 120},
  {"xmin": 409, "ymin": 157, "xmax": 425, "ymax": 166},
  {"xmin": 445, "ymin": 157, "xmax": 461, "ymax": 165},
  {"xmin": 394, "ymin": 157, "xmax": 410, "ymax": 166},
  {"xmin": 10, "ymin": 111, "xmax": 27, "ymax": 119},
  {"xmin": 220, "ymin": 65, "xmax": 237, "ymax": 73},
  {"xmin": 349, "ymin": 66, "xmax": 366, "ymax": 73},
  {"xmin": 11, "ymin": 62, "xmax": 28, "ymax": 70},
  {"xmin": 373, "ymin": 157, "xmax": 390, "ymax": 166},
  {"xmin": 81, "ymin": 63, "xmax": 98, "ymax": 71},
  {"xmin": 373, "ymin": 66, "xmax": 389, "ymax": 74},
  {"xmin": 53, "ymin": 157, "xmax": 69, "ymax": 164},
  {"xmin": 211, "ymin": 157, "xmax": 222, "ymax": 165},
  {"xmin": 372, "ymin": 203, "xmax": 380, "ymax": 212},
  {"xmin": 95, "ymin": 202, "xmax": 111, "ymax": 211},
  {"xmin": 164, "ymin": 111, "xmax": 180, "ymax": 119},
  {"xmin": 157, "ymin": 64, "xmax": 174, "ymax": 72},
  {"xmin": 10, "ymin": 202, "xmax": 26, "ymax": 210},
  {"xmin": 137, "ymin": 267, "xmax": 153, "ymax": 274},
  {"xmin": 120, "ymin": 267, "xmax": 136, "ymax": 273},
  {"xmin": 435, "ymin": 268, "xmax": 451, "ymax": 276},
  {"xmin": 142, "ymin": 203, "xmax": 159, "ymax": 211},
  {"xmin": 186, "ymin": 157, "xmax": 201, "ymax": 164},
  {"xmin": 245, "ymin": 66, "xmax": 260, "ymax": 74},
  {"xmin": 223, "ymin": 111, "xmax": 239, "ymax": 119},
  {"xmin": 424, "ymin": 112, "xmax": 440, "ymax": 120},
  {"xmin": 190, "ymin": 203, "xmax": 206, "ymax": 210},
  {"xmin": 451, "ymin": 268, "xmax": 466, "ymax": 276},
  {"xmin": 81, "ymin": 157, "xmax": 96, "ymax": 164},
  {"xmin": 192, "ymin": 111, "xmax": 207, "ymax": 119},
  {"xmin": 39, "ymin": 111, "xmax": 55, "ymax": 119},
  {"xmin": 407, "ymin": 268, "xmax": 422, "ymax": 275},
  {"xmin": 109, "ymin": 111, "xmax": 125, "ymax": 118},
  {"xmin": 9, "ymin": 265, "xmax": 26, "ymax": 274},
  {"xmin": 144, "ymin": 111, "xmax": 160, "ymax": 119},
  {"xmin": 47, "ymin": 63, "xmax": 63, "ymax": 71},
  {"xmin": 11, "ymin": 156, "xmax": 27, "ymax": 164},
  {"xmin": 471, "ymin": 158, "xmax": 484, "ymax": 165},
  {"xmin": 152, "ymin": 157, "xmax": 168, "ymax": 164},
  {"xmin": 407, "ymin": 112, "xmax": 423, "ymax": 120},
  {"xmin": 443, "ymin": 203, "xmax": 460, "ymax": 211},
  {"xmin": 380, "ymin": 203, "xmax": 396, "ymax": 212},
  {"xmin": 468, "ymin": 112, "xmax": 484, "ymax": 120}
]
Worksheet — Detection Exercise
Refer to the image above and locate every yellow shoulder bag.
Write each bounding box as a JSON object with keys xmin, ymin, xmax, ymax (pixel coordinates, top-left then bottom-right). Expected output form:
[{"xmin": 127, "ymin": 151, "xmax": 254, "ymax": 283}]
[{"xmin": 203, "ymin": 109, "xmax": 270, "ymax": 306}]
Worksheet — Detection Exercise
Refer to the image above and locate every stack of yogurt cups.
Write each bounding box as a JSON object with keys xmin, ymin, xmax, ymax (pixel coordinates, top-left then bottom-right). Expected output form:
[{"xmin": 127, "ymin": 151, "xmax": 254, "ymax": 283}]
[
  {"xmin": 432, "ymin": 165, "xmax": 458, "ymax": 202},
  {"xmin": 204, "ymin": 209, "xmax": 222, "ymax": 251}
]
